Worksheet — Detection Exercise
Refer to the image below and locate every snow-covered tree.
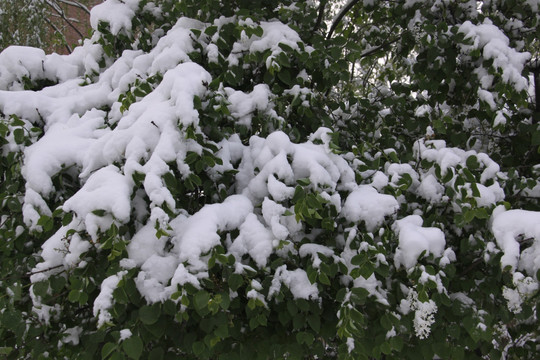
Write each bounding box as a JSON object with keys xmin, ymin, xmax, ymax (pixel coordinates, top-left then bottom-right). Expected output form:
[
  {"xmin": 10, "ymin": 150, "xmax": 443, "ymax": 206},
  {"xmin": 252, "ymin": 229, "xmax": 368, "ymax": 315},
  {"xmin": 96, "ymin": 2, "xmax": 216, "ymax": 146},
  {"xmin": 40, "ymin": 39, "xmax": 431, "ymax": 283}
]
[{"xmin": 0, "ymin": 0, "xmax": 539, "ymax": 358}]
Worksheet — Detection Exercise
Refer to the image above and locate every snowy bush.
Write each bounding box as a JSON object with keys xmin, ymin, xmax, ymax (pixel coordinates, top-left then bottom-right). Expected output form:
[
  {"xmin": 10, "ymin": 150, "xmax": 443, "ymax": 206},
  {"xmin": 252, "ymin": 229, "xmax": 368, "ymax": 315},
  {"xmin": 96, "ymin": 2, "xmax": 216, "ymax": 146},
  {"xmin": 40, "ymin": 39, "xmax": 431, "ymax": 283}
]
[{"xmin": 0, "ymin": 0, "xmax": 539, "ymax": 359}]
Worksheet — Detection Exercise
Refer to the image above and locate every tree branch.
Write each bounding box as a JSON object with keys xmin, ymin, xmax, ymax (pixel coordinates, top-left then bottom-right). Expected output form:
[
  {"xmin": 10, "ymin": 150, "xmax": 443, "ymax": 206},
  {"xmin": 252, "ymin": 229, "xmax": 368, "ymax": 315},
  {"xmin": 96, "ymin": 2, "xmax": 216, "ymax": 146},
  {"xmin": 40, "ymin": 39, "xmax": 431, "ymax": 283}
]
[
  {"xmin": 25, "ymin": 264, "xmax": 64, "ymax": 278},
  {"xmin": 529, "ymin": 58, "xmax": 540, "ymax": 120},
  {"xmin": 44, "ymin": 17, "xmax": 73, "ymax": 53},
  {"xmin": 45, "ymin": 0, "xmax": 85, "ymax": 39},
  {"xmin": 359, "ymin": 37, "xmax": 400, "ymax": 58},
  {"xmin": 327, "ymin": 0, "xmax": 360, "ymax": 40},
  {"xmin": 310, "ymin": 0, "xmax": 328, "ymax": 40}
]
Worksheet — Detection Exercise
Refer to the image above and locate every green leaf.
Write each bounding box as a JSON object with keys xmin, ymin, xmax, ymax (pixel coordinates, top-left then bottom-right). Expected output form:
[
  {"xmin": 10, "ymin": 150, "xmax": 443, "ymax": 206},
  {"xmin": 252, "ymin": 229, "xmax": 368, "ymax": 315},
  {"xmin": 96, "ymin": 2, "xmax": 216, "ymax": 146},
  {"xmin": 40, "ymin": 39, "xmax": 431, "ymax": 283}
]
[
  {"xmin": 102, "ymin": 343, "xmax": 117, "ymax": 359},
  {"xmin": 381, "ymin": 314, "xmax": 393, "ymax": 331},
  {"xmin": 349, "ymin": 308, "xmax": 364, "ymax": 325},
  {"xmin": 62, "ymin": 212, "xmax": 74, "ymax": 226},
  {"xmin": 0, "ymin": 348, "xmax": 13, "ymax": 356},
  {"xmin": 351, "ymin": 253, "xmax": 367, "ymax": 266},
  {"xmin": 194, "ymin": 291, "xmax": 210, "ymax": 310},
  {"xmin": 319, "ymin": 272, "xmax": 330, "ymax": 285},
  {"xmin": 531, "ymin": 130, "xmax": 540, "ymax": 146},
  {"xmin": 7, "ymin": 198, "xmax": 22, "ymax": 213},
  {"xmin": 228, "ymin": 273, "xmax": 243, "ymax": 291},
  {"xmin": 277, "ymin": 69, "xmax": 292, "ymax": 86},
  {"xmin": 92, "ymin": 209, "xmax": 107, "ymax": 217},
  {"xmin": 253, "ymin": 26, "xmax": 264, "ymax": 37},
  {"xmin": 2, "ymin": 311, "xmax": 22, "ymax": 329},
  {"xmin": 123, "ymin": 336, "xmax": 143, "ymax": 360},
  {"xmin": 307, "ymin": 314, "xmax": 320, "ymax": 332},
  {"xmin": 189, "ymin": 174, "xmax": 202, "ymax": 187},
  {"xmin": 139, "ymin": 304, "xmax": 161, "ymax": 325},
  {"xmin": 296, "ymin": 178, "xmax": 311, "ymax": 186},
  {"xmin": 148, "ymin": 348, "xmax": 164, "ymax": 360},
  {"xmin": 33, "ymin": 281, "xmax": 49, "ymax": 297},
  {"xmin": 215, "ymin": 323, "xmax": 229, "ymax": 339},
  {"xmin": 13, "ymin": 128, "xmax": 25, "ymax": 144},
  {"xmin": 380, "ymin": 342, "xmax": 392, "ymax": 355},
  {"xmin": 68, "ymin": 290, "xmax": 80, "ymax": 303},
  {"xmin": 192, "ymin": 341, "xmax": 205, "ymax": 356}
]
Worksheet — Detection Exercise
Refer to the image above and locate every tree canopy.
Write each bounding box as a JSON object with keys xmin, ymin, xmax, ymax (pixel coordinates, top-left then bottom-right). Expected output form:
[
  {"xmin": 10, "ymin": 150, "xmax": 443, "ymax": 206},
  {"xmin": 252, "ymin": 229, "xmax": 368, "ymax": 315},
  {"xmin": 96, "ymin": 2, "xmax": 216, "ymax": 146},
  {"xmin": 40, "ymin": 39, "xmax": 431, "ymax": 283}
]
[{"xmin": 0, "ymin": 0, "xmax": 539, "ymax": 359}]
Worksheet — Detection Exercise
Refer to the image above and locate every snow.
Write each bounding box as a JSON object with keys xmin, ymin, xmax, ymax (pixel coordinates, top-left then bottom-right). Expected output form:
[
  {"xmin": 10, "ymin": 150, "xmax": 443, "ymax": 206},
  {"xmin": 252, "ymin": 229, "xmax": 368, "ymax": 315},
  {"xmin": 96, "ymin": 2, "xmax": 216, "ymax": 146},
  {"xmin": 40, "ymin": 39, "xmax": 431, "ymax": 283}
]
[
  {"xmin": 269, "ymin": 265, "xmax": 319, "ymax": 300},
  {"xmin": 399, "ymin": 289, "xmax": 438, "ymax": 339},
  {"xmin": 459, "ymin": 20, "xmax": 531, "ymax": 92},
  {"xmin": 525, "ymin": 0, "xmax": 540, "ymax": 11},
  {"xmin": 413, "ymin": 139, "xmax": 502, "ymax": 190},
  {"xmin": 119, "ymin": 329, "xmax": 132, "ymax": 341},
  {"xmin": 61, "ymin": 326, "xmax": 82, "ymax": 345},
  {"xmin": 225, "ymin": 84, "xmax": 271, "ymax": 127},
  {"xmin": 229, "ymin": 213, "xmax": 274, "ymax": 267},
  {"xmin": 491, "ymin": 206, "xmax": 540, "ymax": 275},
  {"xmin": 261, "ymin": 198, "xmax": 289, "ymax": 240},
  {"xmin": 0, "ymin": 46, "xmax": 47, "ymax": 90},
  {"xmin": 502, "ymin": 272, "xmax": 539, "ymax": 314},
  {"xmin": 90, "ymin": 0, "xmax": 140, "ymax": 35},
  {"xmin": 393, "ymin": 215, "xmax": 446, "ymax": 270},
  {"xmin": 417, "ymin": 174, "xmax": 444, "ymax": 203},
  {"xmin": 22, "ymin": 109, "xmax": 107, "ymax": 197},
  {"xmin": 93, "ymin": 271, "xmax": 127, "ymax": 328},
  {"xmin": 171, "ymin": 195, "xmax": 253, "ymax": 271},
  {"xmin": 63, "ymin": 165, "xmax": 132, "ymax": 239},
  {"xmin": 267, "ymin": 174, "xmax": 295, "ymax": 201},
  {"xmin": 342, "ymin": 185, "xmax": 399, "ymax": 231},
  {"xmin": 64, "ymin": 233, "xmax": 91, "ymax": 268},
  {"xmin": 30, "ymin": 222, "xmax": 85, "ymax": 283}
]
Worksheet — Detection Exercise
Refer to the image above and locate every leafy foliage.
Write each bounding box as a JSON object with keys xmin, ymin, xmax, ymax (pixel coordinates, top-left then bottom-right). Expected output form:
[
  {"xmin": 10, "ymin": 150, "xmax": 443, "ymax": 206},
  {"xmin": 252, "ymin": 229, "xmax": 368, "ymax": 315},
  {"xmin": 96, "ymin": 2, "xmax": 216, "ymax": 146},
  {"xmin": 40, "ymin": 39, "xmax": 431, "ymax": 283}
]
[{"xmin": 0, "ymin": 0, "xmax": 539, "ymax": 359}]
